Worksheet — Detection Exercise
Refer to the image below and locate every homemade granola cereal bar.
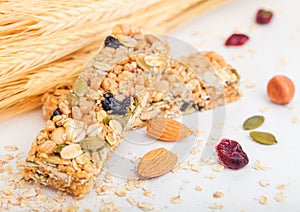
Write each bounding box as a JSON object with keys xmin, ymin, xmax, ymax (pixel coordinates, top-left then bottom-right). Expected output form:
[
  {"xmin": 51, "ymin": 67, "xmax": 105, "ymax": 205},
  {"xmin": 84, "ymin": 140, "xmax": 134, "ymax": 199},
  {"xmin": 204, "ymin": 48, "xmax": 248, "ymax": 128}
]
[{"xmin": 25, "ymin": 27, "xmax": 241, "ymax": 198}]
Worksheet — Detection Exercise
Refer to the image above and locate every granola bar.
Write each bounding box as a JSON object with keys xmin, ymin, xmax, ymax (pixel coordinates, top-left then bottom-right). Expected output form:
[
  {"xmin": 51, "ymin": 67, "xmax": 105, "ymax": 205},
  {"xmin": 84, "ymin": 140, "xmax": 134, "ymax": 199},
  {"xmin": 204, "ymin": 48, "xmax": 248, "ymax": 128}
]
[{"xmin": 24, "ymin": 27, "xmax": 241, "ymax": 199}]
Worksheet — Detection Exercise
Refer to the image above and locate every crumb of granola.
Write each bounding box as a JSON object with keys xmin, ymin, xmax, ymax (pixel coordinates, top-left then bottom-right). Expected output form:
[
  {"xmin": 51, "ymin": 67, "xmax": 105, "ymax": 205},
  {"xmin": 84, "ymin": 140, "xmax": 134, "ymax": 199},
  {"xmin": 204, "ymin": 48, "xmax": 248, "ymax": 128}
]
[
  {"xmin": 183, "ymin": 179, "xmax": 190, "ymax": 184},
  {"xmin": 127, "ymin": 196, "xmax": 137, "ymax": 206},
  {"xmin": 260, "ymin": 106, "xmax": 270, "ymax": 112},
  {"xmin": 292, "ymin": 117, "xmax": 299, "ymax": 123},
  {"xmin": 205, "ymin": 173, "xmax": 216, "ymax": 179},
  {"xmin": 213, "ymin": 164, "xmax": 224, "ymax": 172},
  {"xmin": 205, "ymin": 158, "xmax": 216, "ymax": 166},
  {"xmin": 4, "ymin": 145, "xmax": 18, "ymax": 152},
  {"xmin": 276, "ymin": 184, "xmax": 286, "ymax": 190},
  {"xmin": 244, "ymin": 81, "xmax": 256, "ymax": 88},
  {"xmin": 143, "ymin": 189, "xmax": 154, "ymax": 197},
  {"xmin": 258, "ymin": 196, "xmax": 268, "ymax": 205},
  {"xmin": 190, "ymin": 164, "xmax": 201, "ymax": 172},
  {"xmin": 208, "ymin": 202, "xmax": 224, "ymax": 209},
  {"xmin": 195, "ymin": 185, "xmax": 202, "ymax": 191},
  {"xmin": 258, "ymin": 180, "xmax": 270, "ymax": 187},
  {"xmin": 170, "ymin": 194, "xmax": 182, "ymax": 204},
  {"xmin": 253, "ymin": 161, "xmax": 271, "ymax": 170},
  {"xmin": 274, "ymin": 192, "xmax": 286, "ymax": 202},
  {"xmin": 137, "ymin": 201, "xmax": 153, "ymax": 211},
  {"xmin": 213, "ymin": 191, "xmax": 224, "ymax": 199},
  {"xmin": 115, "ymin": 187, "xmax": 127, "ymax": 197}
]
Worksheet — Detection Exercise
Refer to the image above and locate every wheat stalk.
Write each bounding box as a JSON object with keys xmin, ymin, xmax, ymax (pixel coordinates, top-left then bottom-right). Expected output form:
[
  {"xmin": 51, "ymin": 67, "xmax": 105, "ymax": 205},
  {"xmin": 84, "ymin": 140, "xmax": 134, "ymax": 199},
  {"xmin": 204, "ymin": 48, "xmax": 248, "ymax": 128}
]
[{"xmin": 0, "ymin": 0, "xmax": 229, "ymax": 120}]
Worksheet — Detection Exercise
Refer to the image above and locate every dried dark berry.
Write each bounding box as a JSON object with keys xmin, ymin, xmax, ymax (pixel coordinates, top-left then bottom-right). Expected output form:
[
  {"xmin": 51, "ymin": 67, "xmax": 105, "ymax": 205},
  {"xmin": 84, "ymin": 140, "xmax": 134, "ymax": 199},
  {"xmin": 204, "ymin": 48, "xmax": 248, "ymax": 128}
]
[
  {"xmin": 256, "ymin": 9, "xmax": 273, "ymax": 24},
  {"xmin": 215, "ymin": 138, "xmax": 249, "ymax": 170},
  {"xmin": 104, "ymin": 36, "xmax": 122, "ymax": 49},
  {"xmin": 225, "ymin": 34, "xmax": 249, "ymax": 46},
  {"xmin": 50, "ymin": 108, "xmax": 61, "ymax": 120},
  {"xmin": 180, "ymin": 102, "xmax": 190, "ymax": 111},
  {"xmin": 101, "ymin": 92, "xmax": 131, "ymax": 115},
  {"xmin": 192, "ymin": 103, "xmax": 204, "ymax": 111}
]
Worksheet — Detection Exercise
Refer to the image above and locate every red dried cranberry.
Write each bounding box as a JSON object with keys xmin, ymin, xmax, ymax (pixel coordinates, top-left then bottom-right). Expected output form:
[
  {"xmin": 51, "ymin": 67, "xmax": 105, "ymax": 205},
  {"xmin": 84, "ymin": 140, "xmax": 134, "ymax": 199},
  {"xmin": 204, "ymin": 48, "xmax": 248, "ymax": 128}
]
[
  {"xmin": 256, "ymin": 9, "xmax": 273, "ymax": 24},
  {"xmin": 215, "ymin": 138, "xmax": 249, "ymax": 170},
  {"xmin": 225, "ymin": 34, "xmax": 249, "ymax": 46}
]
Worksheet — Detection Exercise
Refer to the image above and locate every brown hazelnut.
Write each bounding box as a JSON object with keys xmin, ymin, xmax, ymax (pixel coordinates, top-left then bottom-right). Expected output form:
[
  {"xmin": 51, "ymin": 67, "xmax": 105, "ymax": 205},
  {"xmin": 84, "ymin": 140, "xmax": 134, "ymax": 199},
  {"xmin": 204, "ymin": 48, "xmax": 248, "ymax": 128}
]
[{"xmin": 267, "ymin": 75, "xmax": 295, "ymax": 105}]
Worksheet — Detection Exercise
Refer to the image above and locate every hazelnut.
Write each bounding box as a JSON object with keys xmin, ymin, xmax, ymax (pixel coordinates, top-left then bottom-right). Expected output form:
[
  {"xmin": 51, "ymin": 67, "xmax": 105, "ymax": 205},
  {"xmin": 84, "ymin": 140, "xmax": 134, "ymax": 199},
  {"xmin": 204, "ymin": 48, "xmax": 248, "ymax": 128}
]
[{"xmin": 267, "ymin": 75, "xmax": 295, "ymax": 105}]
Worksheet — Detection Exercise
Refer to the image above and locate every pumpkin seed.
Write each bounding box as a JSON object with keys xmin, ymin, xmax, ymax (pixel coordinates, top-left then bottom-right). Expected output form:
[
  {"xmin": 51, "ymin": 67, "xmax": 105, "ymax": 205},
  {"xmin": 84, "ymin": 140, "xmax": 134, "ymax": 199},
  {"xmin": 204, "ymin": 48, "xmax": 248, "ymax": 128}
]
[
  {"xmin": 80, "ymin": 136, "xmax": 105, "ymax": 151},
  {"xmin": 74, "ymin": 78, "xmax": 88, "ymax": 96},
  {"xmin": 136, "ymin": 57, "xmax": 151, "ymax": 71},
  {"xmin": 231, "ymin": 69, "xmax": 240, "ymax": 80},
  {"xmin": 65, "ymin": 93, "xmax": 78, "ymax": 106},
  {"xmin": 243, "ymin": 115, "xmax": 265, "ymax": 130},
  {"xmin": 56, "ymin": 144, "xmax": 67, "ymax": 153},
  {"xmin": 46, "ymin": 155, "xmax": 69, "ymax": 165},
  {"xmin": 249, "ymin": 131, "xmax": 277, "ymax": 145}
]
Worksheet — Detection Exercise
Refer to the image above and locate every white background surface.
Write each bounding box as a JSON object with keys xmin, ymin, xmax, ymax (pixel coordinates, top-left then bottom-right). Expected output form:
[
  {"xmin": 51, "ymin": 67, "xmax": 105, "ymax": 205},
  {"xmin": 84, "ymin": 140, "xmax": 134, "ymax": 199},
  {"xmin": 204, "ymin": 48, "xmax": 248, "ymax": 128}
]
[{"xmin": 1, "ymin": 0, "xmax": 300, "ymax": 211}]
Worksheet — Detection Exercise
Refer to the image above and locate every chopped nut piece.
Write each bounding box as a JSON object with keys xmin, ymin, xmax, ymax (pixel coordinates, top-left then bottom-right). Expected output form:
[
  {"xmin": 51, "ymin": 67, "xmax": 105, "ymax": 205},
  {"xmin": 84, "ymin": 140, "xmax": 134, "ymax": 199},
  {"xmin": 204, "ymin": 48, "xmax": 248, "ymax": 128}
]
[
  {"xmin": 208, "ymin": 202, "xmax": 224, "ymax": 209},
  {"xmin": 213, "ymin": 191, "xmax": 224, "ymax": 199},
  {"xmin": 170, "ymin": 195, "xmax": 182, "ymax": 204},
  {"xmin": 274, "ymin": 192, "xmax": 286, "ymax": 202},
  {"xmin": 253, "ymin": 161, "xmax": 271, "ymax": 170},
  {"xmin": 4, "ymin": 145, "xmax": 18, "ymax": 152},
  {"xmin": 259, "ymin": 180, "xmax": 270, "ymax": 187},
  {"xmin": 213, "ymin": 164, "xmax": 224, "ymax": 172},
  {"xmin": 259, "ymin": 196, "xmax": 268, "ymax": 205}
]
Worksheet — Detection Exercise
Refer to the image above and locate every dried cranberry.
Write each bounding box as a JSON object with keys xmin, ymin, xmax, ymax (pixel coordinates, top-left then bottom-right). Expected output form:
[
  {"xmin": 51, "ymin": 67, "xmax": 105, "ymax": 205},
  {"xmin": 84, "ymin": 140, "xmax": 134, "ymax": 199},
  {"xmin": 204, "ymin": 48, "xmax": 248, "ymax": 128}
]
[
  {"xmin": 256, "ymin": 9, "xmax": 273, "ymax": 24},
  {"xmin": 215, "ymin": 138, "xmax": 249, "ymax": 170},
  {"xmin": 225, "ymin": 34, "xmax": 249, "ymax": 46}
]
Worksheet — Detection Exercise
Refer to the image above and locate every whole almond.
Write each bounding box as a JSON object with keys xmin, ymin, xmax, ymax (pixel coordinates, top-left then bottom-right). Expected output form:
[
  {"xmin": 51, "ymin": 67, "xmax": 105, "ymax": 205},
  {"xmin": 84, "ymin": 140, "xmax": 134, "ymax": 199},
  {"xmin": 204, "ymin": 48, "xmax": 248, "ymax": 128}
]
[
  {"xmin": 146, "ymin": 118, "xmax": 193, "ymax": 142},
  {"xmin": 267, "ymin": 75, "xmax": 295, "ymax": 105},
  {"xmin": 137, "ymin": 148, "xmax": 178, "ymax": 178}
]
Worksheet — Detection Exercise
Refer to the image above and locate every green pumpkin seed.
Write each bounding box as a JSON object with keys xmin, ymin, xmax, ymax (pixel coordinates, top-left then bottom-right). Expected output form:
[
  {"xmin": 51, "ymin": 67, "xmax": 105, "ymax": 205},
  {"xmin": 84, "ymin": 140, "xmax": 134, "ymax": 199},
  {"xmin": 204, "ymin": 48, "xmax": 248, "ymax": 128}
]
[
  {"xmin": 46, "ymin": 155, "xmax": 69, "ymax": 165},
  {"xmin": 80, "ymin": 136, "xmax": 105, "ymax": 151},
  {"xmin": 65, "ymin": 93, "xmax": 78, "ymax": 106},
  {"xmin": 56, "ymin": 144, "xmax": 67, "ymax": 153},
  {"xmin": 249, "ymin": 131, "xmax": 277, "ymax": 145},
  {"xmin": 74, "ymin": 78, "xmax": 88, "ymax": 96},
  {"xmin": 136, "ymin": 57, "xmax": 151, "ymax": 71},
  {"xmin": 243, "ymin": 115, "xmax": 265, "ymax": 130}
]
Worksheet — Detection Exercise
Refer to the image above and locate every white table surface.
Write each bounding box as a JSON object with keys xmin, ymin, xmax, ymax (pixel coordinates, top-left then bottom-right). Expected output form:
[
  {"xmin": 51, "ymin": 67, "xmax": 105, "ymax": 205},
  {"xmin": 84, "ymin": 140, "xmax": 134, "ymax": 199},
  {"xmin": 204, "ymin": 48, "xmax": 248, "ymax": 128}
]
[{"xmin": 1, "ymin": 0, "xmax": 300, "ymax": 211}]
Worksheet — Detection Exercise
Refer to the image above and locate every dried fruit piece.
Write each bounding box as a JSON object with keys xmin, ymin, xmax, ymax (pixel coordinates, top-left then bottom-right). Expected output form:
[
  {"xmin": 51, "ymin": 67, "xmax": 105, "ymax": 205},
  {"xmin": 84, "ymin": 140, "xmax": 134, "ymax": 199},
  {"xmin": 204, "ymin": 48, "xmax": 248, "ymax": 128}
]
[
  {"xmin": 267, "ymin": 75, "xmax": 295, "ymax": 105},
  {"xmin": 101, "ymin": 92, "xmax": 131, "ymax": 115},
  {"xmin": 215, "ymin": 138, "xmax": 249, "ymax": 170},
  {"xmin": 137, "ymin": 148, "xmax": 178, "ymax": 178},
  {"xmin": 104, "ymin": 36, "xmax": 122, "ymax": 49},
  {"xmin": 256, "ymin": 9, "xmax": 273, "ymax": 24},
  {"xmin": 50, "ymin": 108, "xmax": 61, "ymax": 120},
  {"xmin": 249, "ymin": 131, "xmax": 277, "ymax": 145},
  {"xmin": 146, "ymin": 118, "xmax": 193, "ymax": 142},
  {"xmin": 243, "ymin": 115, "xmax": 265, "ymax": 130},
  {"xmin": 225, "ymin": 33, "xmax": 249, "ymax": 46}
]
